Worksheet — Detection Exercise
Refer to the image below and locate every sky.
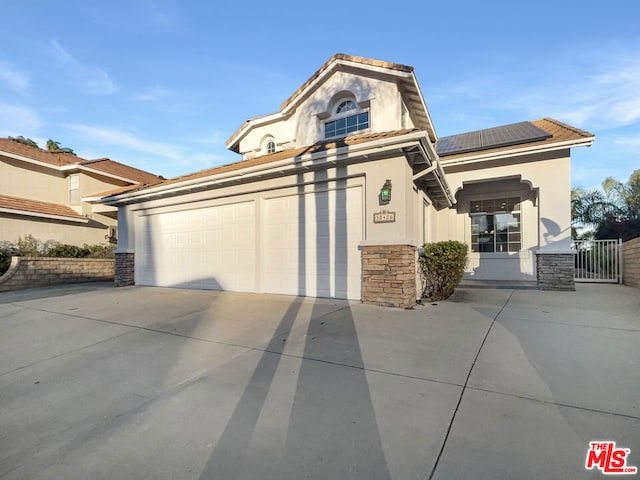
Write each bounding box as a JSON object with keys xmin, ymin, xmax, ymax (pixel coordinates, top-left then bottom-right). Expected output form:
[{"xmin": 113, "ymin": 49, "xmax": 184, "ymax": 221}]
[{"xmin": 1, "ymin": 1, "xmax": 638, "ymax": 189}]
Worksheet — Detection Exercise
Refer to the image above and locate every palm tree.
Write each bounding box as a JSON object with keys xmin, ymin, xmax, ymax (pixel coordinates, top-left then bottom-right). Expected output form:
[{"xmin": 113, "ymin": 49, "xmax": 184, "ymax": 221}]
[{"xmin": 572, "ymin": 170, "xmax": 640, "ymax": 241}]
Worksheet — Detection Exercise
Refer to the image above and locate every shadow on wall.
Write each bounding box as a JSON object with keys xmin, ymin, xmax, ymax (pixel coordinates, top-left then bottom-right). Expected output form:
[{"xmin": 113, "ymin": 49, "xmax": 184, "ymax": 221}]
[{"xmin": 540, "ymin": 217, "xmax": 572, "ymax": 249}]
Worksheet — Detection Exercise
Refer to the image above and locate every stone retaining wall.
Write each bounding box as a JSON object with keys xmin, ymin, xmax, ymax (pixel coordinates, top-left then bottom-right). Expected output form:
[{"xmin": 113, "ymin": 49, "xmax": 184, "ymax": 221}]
[
  {"xmin": 622, "ymin": 237, "xmax": 640, "ymax": 288},
  {"xmin": 0, "ymin": 257, "xmax": 114, "ymax": 292},
  {"xmin": 536, "ymin": 252, "xmax": 575, "ymax": 291},
  {"xmin": 362, "ymin": 244, "xmax": 417, "ymax": 308}
]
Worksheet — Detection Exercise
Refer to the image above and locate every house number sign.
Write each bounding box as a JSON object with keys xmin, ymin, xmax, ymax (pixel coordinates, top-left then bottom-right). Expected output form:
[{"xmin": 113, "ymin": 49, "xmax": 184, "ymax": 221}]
[{"xmin": 373, "ymin": 210, "xmax": 396, "ymax": 223}]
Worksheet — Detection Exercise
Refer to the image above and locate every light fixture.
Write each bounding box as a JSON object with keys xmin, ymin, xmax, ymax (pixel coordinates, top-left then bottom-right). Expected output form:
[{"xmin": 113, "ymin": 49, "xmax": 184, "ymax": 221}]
[{"xmin": 379, "ymin": 179, "xmax": 392, "ymax": 205}]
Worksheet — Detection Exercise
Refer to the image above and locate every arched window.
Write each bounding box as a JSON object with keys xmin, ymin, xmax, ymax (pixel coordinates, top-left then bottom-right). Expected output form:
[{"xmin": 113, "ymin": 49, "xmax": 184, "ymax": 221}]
[
  {"xmin": 336, "ymin": 100, "xmax": 357, "ymax": 114},
  {"xmin": 324, "ymin": 97, "xmax": 369, "ymax": 139},
  {"xmin": 266, "ymin": 140, "xmax": 276, "ymax": 154},
  {"xmin": 262, "ymin": 137, "xmax": 276, "ymax": 154}
]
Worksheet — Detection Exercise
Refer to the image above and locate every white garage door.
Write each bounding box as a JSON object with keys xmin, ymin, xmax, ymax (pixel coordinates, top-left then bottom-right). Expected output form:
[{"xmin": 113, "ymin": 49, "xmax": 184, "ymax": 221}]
[
  {"xmin": 135, "ymin": 202, "xmax": 256, "ymax": 291},
  {"xmin": 263, "ymin": 186, "xmax": 363, "ymax": 300}
]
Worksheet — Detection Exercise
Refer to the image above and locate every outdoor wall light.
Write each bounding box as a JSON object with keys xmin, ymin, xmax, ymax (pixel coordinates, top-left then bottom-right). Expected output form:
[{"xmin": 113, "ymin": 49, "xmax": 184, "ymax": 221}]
[{"xmin": 379, "ymin": 179, "xmax": 392, "ymax": 205}]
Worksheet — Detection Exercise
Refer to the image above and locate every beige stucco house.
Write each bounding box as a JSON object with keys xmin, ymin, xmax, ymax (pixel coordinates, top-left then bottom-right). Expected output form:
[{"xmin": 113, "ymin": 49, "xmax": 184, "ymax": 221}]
[
  {"xmin": 102, "ymin": 54, "xmax": 594, "ymax": 307},
  {"xmin": 0, "ymin": 138, "xmax": 163, "ymax": 247}
]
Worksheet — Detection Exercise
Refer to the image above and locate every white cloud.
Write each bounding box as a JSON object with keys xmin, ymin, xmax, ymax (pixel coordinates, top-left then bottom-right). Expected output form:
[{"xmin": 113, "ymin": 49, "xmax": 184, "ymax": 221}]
[
  {"xmin": 64, "ymin": 123, "xmax": 186, "ymax": 163},
  {"xmin": 0, "ymin": 62, "xmax": 30, "ymax": 93},
  {"xmin": 553, "ymin": 58, "xmax": 640, "ymax": 128},
  {"xmin": 135, "ymin": 86, "xmax": 174, "ymax": 102},
  {"xmin": 613, "ymin": 134, "xmax": 640, "ymax": 148},
  {"xmin": 49, "ymin": 39, "xmax": 117, "ymax": 95},
  {"xmin": 0, "ymin": 104, "xmax": 42, "ymax": 134},
  {"xmin": 430, "ymin": 49, "xmax": 640, "ymax": 132}
]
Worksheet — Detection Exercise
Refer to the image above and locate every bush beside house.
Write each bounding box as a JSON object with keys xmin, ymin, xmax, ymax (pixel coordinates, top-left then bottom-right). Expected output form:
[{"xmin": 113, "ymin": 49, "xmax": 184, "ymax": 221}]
[{"xmin": 418, "ymin": 241, "xmax": 468, "ymax": 301}]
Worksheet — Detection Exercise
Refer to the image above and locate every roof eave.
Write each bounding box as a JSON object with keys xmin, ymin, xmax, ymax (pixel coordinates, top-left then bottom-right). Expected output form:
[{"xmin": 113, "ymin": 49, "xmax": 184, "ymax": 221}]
[
  {"xmin": 0, "ymin": 150, "xmax": 67, "ymax": 171},
  {"xmin": 102, "ymin": 130, "xmax": 435, "ymax": 205},
  {"xmin": 0, "ymin": 207, "xmax": 89, "ymax": 223}
]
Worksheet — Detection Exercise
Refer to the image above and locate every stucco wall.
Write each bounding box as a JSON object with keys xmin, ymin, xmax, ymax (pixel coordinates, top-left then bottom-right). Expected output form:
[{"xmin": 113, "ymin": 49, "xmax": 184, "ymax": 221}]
[
  {"xmin": 433, "ymin": 150, "xmax": 573, "ymax": 281},
  {"xmin": 117, "ymin": 154, "xmax": 428, "ymax": 255},
  {"xmin": 0, "ymin": 214, "xmax": 112, "ymax": 246},
  {"xmin": 0, "ymin": 156, "xmax": 67, "ymax": 203},
  {"xmin": 238, "ymin": 69, "xmax": 409, "ymax": 157},
  {"xmin": 623, "ymin": 237, "xmax": 640, "ymax": 288},
  {"xmin": 0, "ymin": 256, "xmax": 114, "ymax": 292}
]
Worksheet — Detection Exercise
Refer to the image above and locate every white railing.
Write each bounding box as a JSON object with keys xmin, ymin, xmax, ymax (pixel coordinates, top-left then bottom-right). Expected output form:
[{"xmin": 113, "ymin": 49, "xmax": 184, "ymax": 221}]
[{"xmin": 572, "ymin": 239, "xmax": 622, "ymax": 284}]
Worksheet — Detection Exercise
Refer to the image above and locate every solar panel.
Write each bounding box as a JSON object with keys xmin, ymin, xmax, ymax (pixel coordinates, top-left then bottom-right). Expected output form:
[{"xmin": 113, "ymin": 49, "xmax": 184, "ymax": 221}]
[{"xmin": 436, "ymin": 121, "xmax": 552, "ymax": 157}]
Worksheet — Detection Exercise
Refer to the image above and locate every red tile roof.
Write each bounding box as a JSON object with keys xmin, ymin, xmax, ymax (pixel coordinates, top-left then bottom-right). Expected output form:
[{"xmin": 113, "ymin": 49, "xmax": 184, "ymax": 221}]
[
  {"xmin": 0, "ymin": 138, "xmax": 163, "ymax": 184},
  {"xmin": 0, "ymin": 194, "xmax": 87, "ymax": 221},
  {"xmin": 0, "ymin": 138, "xmax": 79, "ymax": 167},
  {"xmin": 80, "ymin": 158, "xmax": 164, "ymax": 184}
]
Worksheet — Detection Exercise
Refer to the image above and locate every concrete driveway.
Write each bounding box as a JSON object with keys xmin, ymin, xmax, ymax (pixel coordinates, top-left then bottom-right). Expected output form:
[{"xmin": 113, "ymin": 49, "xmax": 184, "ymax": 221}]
[{"xmin": 1, "ymin": 283, "xmax": 638, "ymax": 479}]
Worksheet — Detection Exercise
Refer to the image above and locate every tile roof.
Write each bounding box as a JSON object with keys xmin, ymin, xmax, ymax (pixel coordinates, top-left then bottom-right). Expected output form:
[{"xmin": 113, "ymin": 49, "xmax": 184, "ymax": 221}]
[
  {"xmin": 0, "ymin": 138, "xmax": 162, "ymax": 184},
  {"xmin": 438, "ymin": 118, "xmax": 594, "ymax": 161},
  {"xmin": 105, "ymin": 129, "xmax": 420, "ymax": 197},
  {"xmin": 80, "ymin": 158, "xmax": 164, "ymax": 184},
  {"xmin": 0, "ymin": 138, "xmax": 80, "ymax": 167},
  {"xmin": 0, "ymin": 194, "xmax": 87, "ymax": 221},
  {"xmin": 89, "ymin": 184, "xmax": 144, "ymax": 199}
]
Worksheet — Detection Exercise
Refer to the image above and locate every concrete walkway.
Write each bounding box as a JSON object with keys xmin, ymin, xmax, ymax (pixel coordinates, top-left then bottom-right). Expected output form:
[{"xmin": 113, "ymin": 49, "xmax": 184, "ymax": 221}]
[{"xmin": 0, "ymin": 283, "xmax": 638, "ymax": 479}]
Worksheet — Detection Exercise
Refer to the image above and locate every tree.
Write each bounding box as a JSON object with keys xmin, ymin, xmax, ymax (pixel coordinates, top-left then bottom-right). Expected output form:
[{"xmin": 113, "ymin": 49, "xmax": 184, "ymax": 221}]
[
  {"xmin": 572, "ymin": 170, "xmax": 640, "ymax": 241},
  {"xmin": 46, "ymin": 139, "xmax": 76, "ymax": 155},
  {"xmin": 8, "ymin": 136, "xmax": 39, "ymax": 148}
]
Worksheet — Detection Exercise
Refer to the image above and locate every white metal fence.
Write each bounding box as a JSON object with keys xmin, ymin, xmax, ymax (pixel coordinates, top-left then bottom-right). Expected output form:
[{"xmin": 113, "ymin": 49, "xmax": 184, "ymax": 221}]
[{"xmin": 572, "ymin": 239, "xmax": 622, "ymax": 284}]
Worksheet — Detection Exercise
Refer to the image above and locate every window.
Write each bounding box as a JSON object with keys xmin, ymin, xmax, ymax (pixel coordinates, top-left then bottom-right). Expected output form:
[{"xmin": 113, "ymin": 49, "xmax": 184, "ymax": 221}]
[
  {"xmin": 68, "ymin": 174, "xmax": 79, "ymax": 203},
  {"xmin": 262, "ymin": 137, "xmax": 276, "ymax": 154},
  {"xmin": 470, "ymin": 197, "xmax": 521, "ymax": 252},
  {"xmin": 266, "ymin": 140, "xmax": 276, "ymax": 154},
  {"xmin": 336, "ymin": 100, "xmax": 356, "ymax": 114},
  {"xmin": 324, "ymin": 98, "xmax": 369, "ymax": 139}
]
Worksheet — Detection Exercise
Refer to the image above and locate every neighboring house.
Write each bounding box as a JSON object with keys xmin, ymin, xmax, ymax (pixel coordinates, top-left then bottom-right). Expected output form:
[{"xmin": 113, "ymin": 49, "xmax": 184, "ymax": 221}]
[
  {"xmin": 0, "ymin": 138, "xmax": 163, "ymax": 247},
  {"xmin": 102, "ymin": 54, "xmax": 594, "ymax": 307}
]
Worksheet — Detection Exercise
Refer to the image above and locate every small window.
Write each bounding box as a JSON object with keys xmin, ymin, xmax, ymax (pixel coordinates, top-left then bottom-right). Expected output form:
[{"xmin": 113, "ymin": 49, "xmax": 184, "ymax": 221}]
[
  {"xmin": 68, "ymin": 174, "xmax": 80, "ymax": 203},
  {"xmin": 470, "ymin": 197, "xmax": 521, "ymax": 253},
  {"xmin": 266, "ymin": 140, "xmax": 276, "ymax": 154}
]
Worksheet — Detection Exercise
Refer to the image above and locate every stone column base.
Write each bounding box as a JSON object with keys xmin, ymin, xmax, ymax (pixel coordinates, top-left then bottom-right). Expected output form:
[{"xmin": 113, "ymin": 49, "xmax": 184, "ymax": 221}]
[
  {"xmin": 536, "ymin": 252, "xmax": 575, "ymax": 291},
  {"xmin": 115, "ymin": 252, "xmax": 135, "ymax": 287},
  {"xmin": 362, "ymin": 244, "xmax": 417, "ymax": 308}
]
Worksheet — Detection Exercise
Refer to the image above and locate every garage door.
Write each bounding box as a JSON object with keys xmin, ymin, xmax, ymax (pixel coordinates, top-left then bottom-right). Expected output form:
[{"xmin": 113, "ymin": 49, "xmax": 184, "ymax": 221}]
[
  {"xmin": 135, "ymin": 202, "xmax": 255, "ymax": 291},
  {"xmin": 263, "ymin": 186, "xmax": 363, "ymax": 300}
]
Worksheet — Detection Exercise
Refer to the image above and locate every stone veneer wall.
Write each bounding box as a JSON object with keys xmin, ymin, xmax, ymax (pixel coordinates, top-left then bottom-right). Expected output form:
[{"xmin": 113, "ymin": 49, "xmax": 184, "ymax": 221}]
[
  {"xmin": 114, "ymin": 252, "xmax": 135, "ymax": 287},
  {"xmin": 622, "ymin": 237, "xmax": 640, "ymax": 288},
  {"xmin": 0, "ymin": 257, "xmax": 114, "ymax": 292},
  {"xmin": 362, "ymin": 244, "xmax": 417, "ymax": 308},
  {"xmin": 536, "ymin": 252, "xmax": 575, "ymax": 291}
]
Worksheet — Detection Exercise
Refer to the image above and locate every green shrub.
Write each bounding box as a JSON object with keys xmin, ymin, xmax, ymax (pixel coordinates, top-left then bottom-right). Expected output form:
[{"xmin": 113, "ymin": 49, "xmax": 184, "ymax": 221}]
[
  {"xmin": 85, "ymin": 243, "xmax": 116, "ymax": 258},
  {"xmin": 46, "ymin": 243, "xmax": 90, "ymax": 258},
  {"xmin": 14, "ymin": 234, "xmax": 44, "ymax": 257},
  {"xmin": 0, "ymin": 241, "xmax": 15, "ymax": 275},
  {"xmin": 418, "ymin": 241, "xmax": 468, "ymax": 301}
]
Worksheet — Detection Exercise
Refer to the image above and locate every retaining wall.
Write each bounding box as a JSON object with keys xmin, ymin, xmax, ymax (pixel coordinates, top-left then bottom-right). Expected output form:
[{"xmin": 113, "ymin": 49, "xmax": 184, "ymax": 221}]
[{"xmin": 0, "ymin": 257, "xmax": 114, "ymax": 292}]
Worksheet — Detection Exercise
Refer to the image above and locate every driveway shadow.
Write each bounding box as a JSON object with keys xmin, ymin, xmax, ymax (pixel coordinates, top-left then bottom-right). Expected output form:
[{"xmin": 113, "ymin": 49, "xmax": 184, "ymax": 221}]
[{"xmin": 197, "ymin": 299, "xmax": 391, "ymax": 480}]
